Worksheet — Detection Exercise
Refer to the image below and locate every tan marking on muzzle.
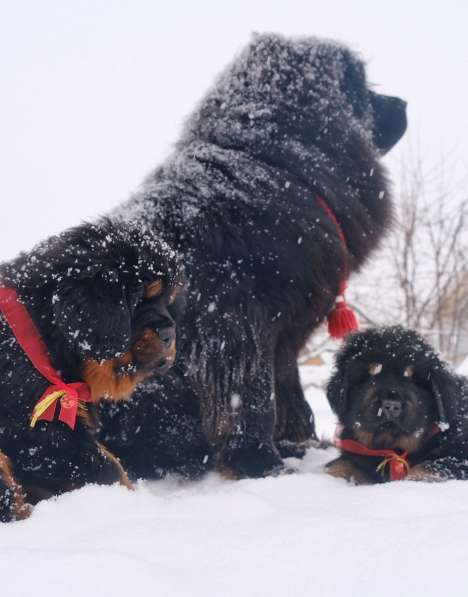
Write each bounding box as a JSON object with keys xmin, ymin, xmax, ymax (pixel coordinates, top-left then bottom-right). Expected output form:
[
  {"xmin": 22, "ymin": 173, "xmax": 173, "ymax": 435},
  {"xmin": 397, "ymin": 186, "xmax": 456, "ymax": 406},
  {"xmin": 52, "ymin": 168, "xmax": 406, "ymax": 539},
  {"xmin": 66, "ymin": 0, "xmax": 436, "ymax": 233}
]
[{"xmin": 132, "ymin": 328, "xmax": 176, "ymax": 367}]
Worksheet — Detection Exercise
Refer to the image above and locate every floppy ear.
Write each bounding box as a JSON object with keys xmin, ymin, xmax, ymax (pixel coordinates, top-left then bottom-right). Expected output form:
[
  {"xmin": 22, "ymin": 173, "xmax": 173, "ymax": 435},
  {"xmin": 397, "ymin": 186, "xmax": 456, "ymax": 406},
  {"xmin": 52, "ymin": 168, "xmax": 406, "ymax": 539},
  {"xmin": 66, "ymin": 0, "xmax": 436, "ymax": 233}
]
[
  {"xmin": 327, "ymin": 363, "xmax": 350, "ymax": 420},
  {"xmin": 335, "ymin": 47, "xmax": 369, "ymax": 117},
  {"xmin": 53, "ymin": 268, "xmax": 132, "ymax": 361},
  {"xmin": 429, "ymin": 365, "xmax": 459, "ymax": 427}
]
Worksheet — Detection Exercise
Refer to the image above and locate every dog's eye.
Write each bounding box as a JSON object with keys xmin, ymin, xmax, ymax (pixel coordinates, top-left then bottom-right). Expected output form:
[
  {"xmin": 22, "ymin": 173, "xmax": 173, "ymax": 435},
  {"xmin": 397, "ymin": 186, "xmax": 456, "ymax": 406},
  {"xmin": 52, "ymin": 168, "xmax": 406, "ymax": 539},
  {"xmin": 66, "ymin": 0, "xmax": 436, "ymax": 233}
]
[
  {"xmin": 403, "ymin": 365, "xmax": 414, "ymax": 378},
  {"xmin": 368, "ymin": 363, "xmax": 383, "ymax": 376},
  {"xmin": 145, "ymin": 280, "xmax": 164, "ymax": 299}
]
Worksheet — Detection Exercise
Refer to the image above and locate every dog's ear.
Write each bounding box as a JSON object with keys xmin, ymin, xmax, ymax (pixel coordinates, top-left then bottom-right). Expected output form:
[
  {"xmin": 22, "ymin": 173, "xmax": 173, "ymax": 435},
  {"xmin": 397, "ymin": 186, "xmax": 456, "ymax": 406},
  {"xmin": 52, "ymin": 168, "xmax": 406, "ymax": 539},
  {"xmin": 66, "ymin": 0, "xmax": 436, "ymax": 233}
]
[
  {"xmin": 327, "ymin": 363, "xmax": 350, "ymax": 420},
  {"xmin": 429, "ymin": 365, "xmax": 459, "ymax": 427},
  {"xmin": 53, "ymin": 267, "xmax": 132, "ymax": 361},
  {"xmin": 337, "ymin": 48, "xmax": 369, "ymax": 116}
]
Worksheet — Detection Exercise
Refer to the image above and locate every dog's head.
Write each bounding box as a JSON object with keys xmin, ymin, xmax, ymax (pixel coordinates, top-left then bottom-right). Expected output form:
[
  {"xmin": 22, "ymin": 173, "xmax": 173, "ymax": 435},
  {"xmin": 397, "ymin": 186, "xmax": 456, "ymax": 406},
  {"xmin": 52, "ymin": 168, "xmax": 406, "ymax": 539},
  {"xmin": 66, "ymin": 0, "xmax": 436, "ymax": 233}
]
[
  {"xmin": 200, "ymin": 34, "xmax": 407, "ymax": 157},
  {"xmin": 7, "ymin": 219, "xmax": 185, "ymax": 401},
  {"xmin": 336, "ymin": 48, "xmax": 407, "ymax": 154},
  {"xmin": 327, "ymin": 326, "xmax": 456, "ymax": 452}
]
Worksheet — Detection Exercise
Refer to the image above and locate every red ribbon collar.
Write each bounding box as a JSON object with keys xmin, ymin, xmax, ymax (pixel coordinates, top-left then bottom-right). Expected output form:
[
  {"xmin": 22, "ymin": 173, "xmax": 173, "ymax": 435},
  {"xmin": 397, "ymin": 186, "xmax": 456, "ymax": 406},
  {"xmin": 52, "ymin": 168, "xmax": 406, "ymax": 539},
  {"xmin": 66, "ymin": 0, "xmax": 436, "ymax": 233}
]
[
  {"xmin": 0, "ymin": 286, "xmax": 92, "ymax": 430},
  {"xmin": 336, "ymin": 437, "xmax": 410, "ymax": 481},
  {"xmin": 335, "ymin": 425, "xmax": 441, "ymax": 481},
  {"xmin": 316, "ymin": 196, "xmax": 359, "ymax": 340}
]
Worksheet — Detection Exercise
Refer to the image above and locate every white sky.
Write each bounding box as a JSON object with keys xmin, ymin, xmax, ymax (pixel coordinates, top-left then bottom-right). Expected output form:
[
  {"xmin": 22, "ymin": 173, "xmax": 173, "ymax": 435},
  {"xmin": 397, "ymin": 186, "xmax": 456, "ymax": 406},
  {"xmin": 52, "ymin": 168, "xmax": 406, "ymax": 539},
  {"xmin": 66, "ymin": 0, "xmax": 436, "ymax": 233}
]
[{"xmin": 1, "ymin": 0, "xmax": 467, "ymax": 260}]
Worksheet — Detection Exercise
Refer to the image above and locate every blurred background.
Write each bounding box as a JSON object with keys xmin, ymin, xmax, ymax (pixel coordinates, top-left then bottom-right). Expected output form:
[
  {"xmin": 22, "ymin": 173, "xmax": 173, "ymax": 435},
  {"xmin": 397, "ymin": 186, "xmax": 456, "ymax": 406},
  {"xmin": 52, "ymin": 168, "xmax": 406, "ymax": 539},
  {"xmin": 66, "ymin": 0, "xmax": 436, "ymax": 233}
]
[{"xmin": 2, "ymin": 0, "xmax": 468, "ymax": 362}]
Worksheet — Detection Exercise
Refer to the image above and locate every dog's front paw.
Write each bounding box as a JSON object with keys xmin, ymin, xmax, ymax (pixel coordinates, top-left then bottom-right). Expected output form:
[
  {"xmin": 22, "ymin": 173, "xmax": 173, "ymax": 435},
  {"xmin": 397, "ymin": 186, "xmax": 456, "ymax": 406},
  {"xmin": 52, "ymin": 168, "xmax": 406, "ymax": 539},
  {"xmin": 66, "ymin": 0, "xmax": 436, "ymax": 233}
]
[
  {"xmin": 218, "ymin": 441, "xmax": 284, "ymax": 479},
  {"xmin": 325, "ymin": 457, "xmax": 374, "ymax": 485},
  {"xmin": 405, "ymin": 463, "xmax": 446, "ymax": 483}
]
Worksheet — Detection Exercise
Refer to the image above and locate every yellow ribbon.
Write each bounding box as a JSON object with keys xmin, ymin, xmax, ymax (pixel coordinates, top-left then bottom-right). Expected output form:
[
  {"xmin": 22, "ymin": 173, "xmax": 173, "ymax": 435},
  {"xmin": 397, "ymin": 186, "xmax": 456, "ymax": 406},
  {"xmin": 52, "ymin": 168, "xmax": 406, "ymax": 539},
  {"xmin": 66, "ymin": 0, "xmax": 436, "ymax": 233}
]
[
  {"xmin": 376, "ymin": 455, "xmax": 409, "ymax": 476},
  {"xmin": 30, "ymin": 390, "xmax": 66, "ymax": 428},
  {"xmin": 30, "ymin": 390, "xmax": 88, "ymax": 428}
]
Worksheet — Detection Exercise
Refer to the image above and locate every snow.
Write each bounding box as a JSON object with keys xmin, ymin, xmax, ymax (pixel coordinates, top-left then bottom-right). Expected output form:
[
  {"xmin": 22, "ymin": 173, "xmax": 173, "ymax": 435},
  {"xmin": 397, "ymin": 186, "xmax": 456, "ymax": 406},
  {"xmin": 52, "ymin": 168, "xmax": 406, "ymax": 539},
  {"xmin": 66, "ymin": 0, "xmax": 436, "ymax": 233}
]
[
  {"xmin": 2, "ymin": 368, "xmax": 467, "ymax": 597},
  {"xmin": 458, "ymin": 357, "xmax": 468, "ymax": 376}
]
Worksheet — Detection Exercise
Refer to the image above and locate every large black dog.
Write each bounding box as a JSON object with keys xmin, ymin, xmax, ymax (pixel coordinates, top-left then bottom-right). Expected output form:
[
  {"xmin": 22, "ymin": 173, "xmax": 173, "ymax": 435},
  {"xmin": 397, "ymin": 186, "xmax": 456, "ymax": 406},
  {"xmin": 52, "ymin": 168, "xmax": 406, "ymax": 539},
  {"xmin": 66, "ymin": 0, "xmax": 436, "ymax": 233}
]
[
  {"xmin": 326, "ymin": 326, "xmax": 468, "ymax": 483},
  {"xmin": 0, "ymin": 220, "xmax": 184, "ymax": 521},
  {"xmin": 109, "ymin": 33, "xmax": 407, "ymax": 478}
]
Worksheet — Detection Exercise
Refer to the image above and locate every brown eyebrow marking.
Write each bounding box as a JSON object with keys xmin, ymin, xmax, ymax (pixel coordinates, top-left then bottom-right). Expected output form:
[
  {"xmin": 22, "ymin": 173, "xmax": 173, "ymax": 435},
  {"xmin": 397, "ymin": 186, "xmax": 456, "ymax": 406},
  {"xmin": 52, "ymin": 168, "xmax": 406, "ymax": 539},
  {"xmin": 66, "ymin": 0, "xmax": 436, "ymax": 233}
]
[
  {"xmin": 145, "ymin": 279, "xmax": 164, "ymax": 299},
  {"xmin": 403, "ymin": 365, "xmax": 414, "ymax": 378}
]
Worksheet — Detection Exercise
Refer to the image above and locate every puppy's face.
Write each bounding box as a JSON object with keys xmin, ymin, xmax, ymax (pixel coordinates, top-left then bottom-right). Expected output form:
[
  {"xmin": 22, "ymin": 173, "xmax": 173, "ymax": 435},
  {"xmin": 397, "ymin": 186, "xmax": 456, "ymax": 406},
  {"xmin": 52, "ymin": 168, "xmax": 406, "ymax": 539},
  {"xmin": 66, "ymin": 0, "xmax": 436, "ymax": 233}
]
[
  {"xmin": 117, "ymin": 277, "xmax": 182, "ymax": 377},
  {"xmin": 50, "ymin": 221, "xmax": 185, "ymax": 401},
  {"xmin": 344, "ymin": 361, "xmax": 437, "ymax": 452},
  {"xmin": 327, "ymin": 327, "xmax": 456, "ymax": 454},
  {"xmin": 80, "ymin": 273, "xmax": 184, "ymax": 402}
]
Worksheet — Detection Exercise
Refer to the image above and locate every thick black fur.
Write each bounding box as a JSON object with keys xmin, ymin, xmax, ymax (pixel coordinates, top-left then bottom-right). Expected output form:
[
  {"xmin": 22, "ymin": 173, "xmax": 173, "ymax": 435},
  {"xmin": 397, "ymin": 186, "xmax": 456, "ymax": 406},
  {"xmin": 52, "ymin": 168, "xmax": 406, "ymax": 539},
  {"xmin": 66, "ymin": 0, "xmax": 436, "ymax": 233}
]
[
  {"xmin": 98, "ymin": 375, "xmax": 213, "ymax": 480},
  {"xmin": 108, "ymin": 33, "xmax": 407, "ymax": 478},
  {"xmin": 0, "ymin": 219, "xmax": 184, "ymax": 521},
  {"xmin": 326, "ymin": 326, "xmax": 468, "ymax": 483}
]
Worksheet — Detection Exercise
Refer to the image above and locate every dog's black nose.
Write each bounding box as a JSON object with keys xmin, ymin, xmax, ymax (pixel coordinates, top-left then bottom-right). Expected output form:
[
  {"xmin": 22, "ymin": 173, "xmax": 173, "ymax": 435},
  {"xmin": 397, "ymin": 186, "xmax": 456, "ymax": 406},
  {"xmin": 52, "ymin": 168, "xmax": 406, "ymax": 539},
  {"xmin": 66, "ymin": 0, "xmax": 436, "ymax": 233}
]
[
  {"xmin": 381, "ymin": 399, "xmax": 403, "ymax": 419},
  {"xmin": 157, "ymin": 326, "xmax": 175, "ymax": 347},
  {"xmin": 369, "ymin": 92, "xmax": 407, "ymax": 154}
]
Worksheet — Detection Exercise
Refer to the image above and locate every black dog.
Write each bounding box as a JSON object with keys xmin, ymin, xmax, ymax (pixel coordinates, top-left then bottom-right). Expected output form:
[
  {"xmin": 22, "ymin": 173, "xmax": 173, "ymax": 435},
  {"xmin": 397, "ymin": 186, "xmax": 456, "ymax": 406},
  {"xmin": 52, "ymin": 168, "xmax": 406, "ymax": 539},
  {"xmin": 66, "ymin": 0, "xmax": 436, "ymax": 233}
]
[
  {"xmin": 326, "ymin": 326, "xmax": 468, "ymax": 484},
  {"xmin": 110, "ymin": 33, "xmax": 407, "ymax": 478},
  {"xmin": 0, "ymin": 220, "xmax": 184, "ymax": 521}
]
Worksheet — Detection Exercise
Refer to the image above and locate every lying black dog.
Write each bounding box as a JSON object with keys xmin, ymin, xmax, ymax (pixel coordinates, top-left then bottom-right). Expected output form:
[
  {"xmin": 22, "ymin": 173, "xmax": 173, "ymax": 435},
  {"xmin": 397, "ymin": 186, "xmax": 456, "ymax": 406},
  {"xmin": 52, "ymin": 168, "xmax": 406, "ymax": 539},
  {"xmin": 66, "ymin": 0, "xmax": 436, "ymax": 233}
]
[
  {"xmin": 0, "ymin": 219, "xmax": 184, "ymax": 521},
  {"xmin": 326, "ymin": 326, "xmax": 468, "ymax": 484},
  {"xmin": 110, "ymin": 33, "xmax": 407, "ymax": 478}
]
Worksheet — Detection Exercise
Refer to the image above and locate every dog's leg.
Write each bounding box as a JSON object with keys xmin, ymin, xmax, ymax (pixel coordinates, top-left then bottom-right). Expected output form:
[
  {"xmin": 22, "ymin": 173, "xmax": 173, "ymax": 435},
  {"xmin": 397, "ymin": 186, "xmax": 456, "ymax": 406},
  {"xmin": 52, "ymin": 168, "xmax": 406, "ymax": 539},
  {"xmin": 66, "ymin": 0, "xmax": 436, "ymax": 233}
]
[
  {"xmin": 185, "ymin": 307, "xmax": 284, "ymax": 479},
  {"xmin": 326, "ymin": 456, "xmax": 375, "ymax": 485},
  {"xmin": 213, "ymin": 347, "xmax": 283, "ymax": 479},
  {"xmin": 274, "ymin": 340, "xmax": 317, "ymax": 456},
  {"xmin": 20, "ymin": 441, "xmax": 133, "ymax": 504},
  {"xmin": 405, "ymin": 457, "xmax": 468, "ymax": 482},
  {"xmin": 0, "ymin": 450, "xmax": 31, "ymax": 522},
  {"xmin": 11, "ymin": 424, "xmax": 133, "ymax": 498},
  {"xmin": 216, "ymin": 390, "xmax": 284, "ymax": 480},
  {"xmin": 95, "ymin": 442, "xmax": 134, "ymax": 490},
  {"xmin": 405, "ymin": 463, "xmax": 446, "ymax": 482}
]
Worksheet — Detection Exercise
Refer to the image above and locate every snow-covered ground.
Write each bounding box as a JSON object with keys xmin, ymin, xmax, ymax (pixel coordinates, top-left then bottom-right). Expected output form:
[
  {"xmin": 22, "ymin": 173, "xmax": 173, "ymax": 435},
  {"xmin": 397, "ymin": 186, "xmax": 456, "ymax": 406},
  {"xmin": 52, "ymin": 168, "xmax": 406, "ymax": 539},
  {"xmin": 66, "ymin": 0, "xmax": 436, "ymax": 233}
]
[{"xmin": 2, "ymin": 365, "xmax": 468, "ymax": 597}]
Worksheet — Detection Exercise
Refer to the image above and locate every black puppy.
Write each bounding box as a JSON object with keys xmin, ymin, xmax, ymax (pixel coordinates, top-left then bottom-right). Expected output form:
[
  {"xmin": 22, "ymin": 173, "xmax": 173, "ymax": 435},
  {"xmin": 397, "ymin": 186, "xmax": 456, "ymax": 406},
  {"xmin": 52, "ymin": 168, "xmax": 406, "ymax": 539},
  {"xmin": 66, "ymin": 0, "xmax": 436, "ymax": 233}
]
[
  {"xmin": 111, "ymin": 33, "xmax": 407, "ymax": 478},
  {"xmin": 0, "ymin": 219, "xmax": 184, "ymax": 521},
  {"xmin": 326, "ymin": 326, "xmax": 468, "ymax": 484}
]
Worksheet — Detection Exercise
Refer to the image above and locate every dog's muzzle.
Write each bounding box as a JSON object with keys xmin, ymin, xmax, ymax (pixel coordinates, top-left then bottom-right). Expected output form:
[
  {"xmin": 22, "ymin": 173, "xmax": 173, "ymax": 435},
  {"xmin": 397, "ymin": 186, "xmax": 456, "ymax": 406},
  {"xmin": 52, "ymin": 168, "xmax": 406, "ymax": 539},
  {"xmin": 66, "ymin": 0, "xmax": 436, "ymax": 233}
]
[
  {"xmin": 131, "ymin": 304, "xmax": 177, "ymax": 374},
  {"xmin": 380, "ymin": 398, "xmax": 403, "ymax": 420},
  {"xmin": 132, "ymin": 328, "xmax": 176, "ymax": 374}
]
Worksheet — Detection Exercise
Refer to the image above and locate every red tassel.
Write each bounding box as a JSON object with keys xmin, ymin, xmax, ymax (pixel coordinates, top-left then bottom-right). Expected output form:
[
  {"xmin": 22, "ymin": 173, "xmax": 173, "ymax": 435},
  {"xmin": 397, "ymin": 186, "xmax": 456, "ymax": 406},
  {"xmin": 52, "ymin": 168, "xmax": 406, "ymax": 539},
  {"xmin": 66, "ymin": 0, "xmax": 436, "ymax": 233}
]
[{"xmin": 327, "ymin": 295, "xmax": 359, "ymax": 340}]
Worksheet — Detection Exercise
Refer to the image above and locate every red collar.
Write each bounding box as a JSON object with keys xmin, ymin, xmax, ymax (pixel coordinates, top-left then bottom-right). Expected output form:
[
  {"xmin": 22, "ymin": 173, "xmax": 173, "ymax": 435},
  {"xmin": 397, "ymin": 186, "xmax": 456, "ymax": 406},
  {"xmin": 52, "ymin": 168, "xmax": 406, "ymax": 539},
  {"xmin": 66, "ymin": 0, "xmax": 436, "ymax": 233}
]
[
  {"xmin": 0, "ymin": 286, "xmax": 92, "ymax": 430},
  {"xmin": 316, "ymin": 196, "xmax": 348, "ymax": 268},
  {"xmin": 335, "ymin": 425, "xmax": 441, "ymax": 481},
  {"xmin": 336, "ymin": 437, "xmax": 409, "ymax": 481},
  {"xmin": 316, "ymin": 195, "xmax": 359, "ymax": 340}
]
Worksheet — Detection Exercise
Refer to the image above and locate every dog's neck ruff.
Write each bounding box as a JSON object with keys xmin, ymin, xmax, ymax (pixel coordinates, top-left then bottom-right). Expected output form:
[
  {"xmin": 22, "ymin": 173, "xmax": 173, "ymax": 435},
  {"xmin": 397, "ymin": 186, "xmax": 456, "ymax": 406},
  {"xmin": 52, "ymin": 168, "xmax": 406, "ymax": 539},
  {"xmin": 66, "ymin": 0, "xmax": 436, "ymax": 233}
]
[
  {"xmin": 0, "ymin": 286, "xmax": 92, "ymax": 430},
  {"xmin": 315, "ymin": 195, "xmax": 359, "ymax": 340}
]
